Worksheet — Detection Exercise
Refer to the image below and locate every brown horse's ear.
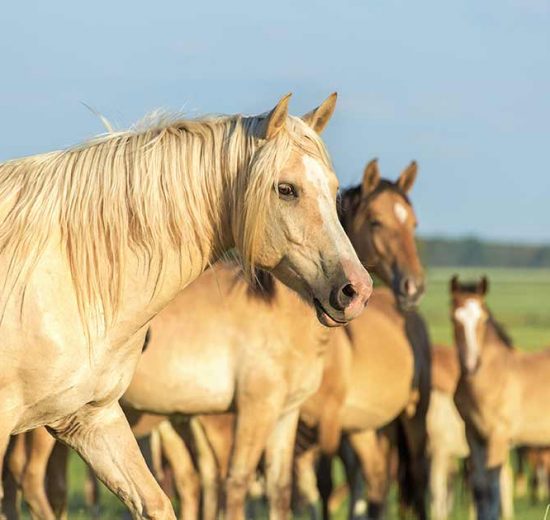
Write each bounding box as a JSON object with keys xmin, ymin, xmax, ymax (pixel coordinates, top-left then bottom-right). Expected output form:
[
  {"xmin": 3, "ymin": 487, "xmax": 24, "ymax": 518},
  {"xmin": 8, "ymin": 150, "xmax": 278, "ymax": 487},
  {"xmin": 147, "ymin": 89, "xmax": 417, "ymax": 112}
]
[
  {"xmin": 397, "ymin": 161, "xmax": 418, "ymax": 193},
  {"xmin": 450, "ymin": 275, "xmax": 460, "ymax": 293},
  {"xmin": 478, "ymin": 276, "xmax": 489, "ymax": 295},
  {"xmin": 262, "ymin": 93, "xmax": 292, "ymax": 140},
  {"xmin": 302, "ymin": 92, "xmax": 337, "ymax": 134},
  {"xmin": 362, "ymin": 158, "xmax": 381, "ymax": 195}
]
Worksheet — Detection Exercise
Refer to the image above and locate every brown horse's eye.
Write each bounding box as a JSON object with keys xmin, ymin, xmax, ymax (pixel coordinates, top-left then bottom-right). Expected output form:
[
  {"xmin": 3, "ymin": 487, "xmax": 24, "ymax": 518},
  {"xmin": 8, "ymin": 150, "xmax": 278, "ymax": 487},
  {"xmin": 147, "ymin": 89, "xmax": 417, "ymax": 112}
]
[
  {"xmin": 278, "ymin": 183, "xmax": 297, "ymax": 200},
  {"xmin": 369, "ymin": 219, "xmax": 382, "ymax": 228}
]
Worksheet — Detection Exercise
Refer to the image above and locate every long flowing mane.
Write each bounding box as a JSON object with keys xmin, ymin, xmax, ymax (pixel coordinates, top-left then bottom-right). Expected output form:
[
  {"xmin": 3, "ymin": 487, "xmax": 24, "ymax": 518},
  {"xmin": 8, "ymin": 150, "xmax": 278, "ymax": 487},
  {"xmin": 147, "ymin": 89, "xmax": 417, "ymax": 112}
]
[{"xmin": 0, "ymin": 111, "xmax": 330, "ymax": 333}]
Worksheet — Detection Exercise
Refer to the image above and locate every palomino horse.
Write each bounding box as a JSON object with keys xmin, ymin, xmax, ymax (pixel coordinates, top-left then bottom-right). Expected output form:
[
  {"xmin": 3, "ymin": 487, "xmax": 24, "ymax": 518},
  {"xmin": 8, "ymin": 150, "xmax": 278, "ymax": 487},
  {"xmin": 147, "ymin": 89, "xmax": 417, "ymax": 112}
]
[
  {"xmin": 7, "ymin": 159, "xmax": 420, "ymax": 520},
  {"xmin": 0, "ymin": 93, "xmax": 373, "ymax": 519},
  {"xmin": 0, "ymin": 153, "xmax": 384, "ymax": 517},
  {"xmin": 451, "ymin": 276, "xmax": 550, "ymax": 520}
]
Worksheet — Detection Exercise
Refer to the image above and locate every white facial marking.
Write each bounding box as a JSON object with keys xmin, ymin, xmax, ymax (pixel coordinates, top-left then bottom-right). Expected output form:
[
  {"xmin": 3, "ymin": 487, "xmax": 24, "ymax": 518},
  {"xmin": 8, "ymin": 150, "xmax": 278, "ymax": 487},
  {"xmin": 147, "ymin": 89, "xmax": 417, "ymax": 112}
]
[
  {"xmin": 302, "ymin": 156, "xmax": 354, "ymax": 260},
  {"xmin": 454, "ymin": 299, "xmax": 483, "ymax": 372},
  {"xmin": 394, "ymin": 202, "xmax": 408, "ymax": 224}
]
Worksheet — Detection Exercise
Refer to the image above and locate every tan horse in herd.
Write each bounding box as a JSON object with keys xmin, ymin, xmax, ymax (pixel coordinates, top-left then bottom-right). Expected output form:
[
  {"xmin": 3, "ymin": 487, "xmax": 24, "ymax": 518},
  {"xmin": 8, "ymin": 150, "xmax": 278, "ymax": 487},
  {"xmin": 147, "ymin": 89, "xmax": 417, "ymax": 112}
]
[
  {"xmin": 451, "ymin": 276, "xmax": 550, "ymax": 520},
  {"xmin": 0, "ymin": 93, "xmax": 373, "ymax": 519},
  {"xmin": 146, "ymin": 158, "xmax": 425, "ymax": 520},
  {"xmin": 2, "ymin": 158, "xmax": 421, "ymax": 520}
]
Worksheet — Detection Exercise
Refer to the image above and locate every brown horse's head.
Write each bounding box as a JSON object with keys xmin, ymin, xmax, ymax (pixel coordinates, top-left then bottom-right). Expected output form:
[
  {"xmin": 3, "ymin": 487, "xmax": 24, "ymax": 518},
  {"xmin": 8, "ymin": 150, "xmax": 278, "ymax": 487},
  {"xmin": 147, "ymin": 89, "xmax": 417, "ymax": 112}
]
[
  {"xmin": 339, "ymin": 159, "xmax": 424, "ymax": 310},
  {"xmin": 450, "ymin": 276, "xmax": 490, "ymax": 374},
  {"xmin": 246, "ymin": 94, "xmax": 373, "ymax": 327}
]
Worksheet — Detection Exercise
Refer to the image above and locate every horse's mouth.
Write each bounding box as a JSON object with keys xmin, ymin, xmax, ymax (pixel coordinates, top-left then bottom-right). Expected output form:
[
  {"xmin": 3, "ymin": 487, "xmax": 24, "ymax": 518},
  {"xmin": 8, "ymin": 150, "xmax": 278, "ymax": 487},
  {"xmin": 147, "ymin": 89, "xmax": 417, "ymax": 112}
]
[{"xmin": 313, "ymin": 298, "xmax": 348, "ymax": 327}]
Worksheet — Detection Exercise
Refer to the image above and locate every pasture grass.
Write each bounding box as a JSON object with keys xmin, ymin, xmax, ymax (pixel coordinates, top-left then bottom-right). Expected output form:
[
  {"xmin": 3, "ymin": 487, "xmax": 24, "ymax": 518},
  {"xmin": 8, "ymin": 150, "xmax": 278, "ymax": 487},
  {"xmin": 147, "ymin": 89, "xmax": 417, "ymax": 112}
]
[{"xmin": 20, "ymin": 267, "xmax": 550, "ymax": 519}]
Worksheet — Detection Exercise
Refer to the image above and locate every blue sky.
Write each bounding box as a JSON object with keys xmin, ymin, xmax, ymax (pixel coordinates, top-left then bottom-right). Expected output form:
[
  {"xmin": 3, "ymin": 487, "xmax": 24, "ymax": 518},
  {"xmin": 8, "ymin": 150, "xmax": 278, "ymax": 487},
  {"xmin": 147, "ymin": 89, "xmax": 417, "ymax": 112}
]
[{"xmin": 1, "ymin": 0, "xmax": 548, "ymax": 242}]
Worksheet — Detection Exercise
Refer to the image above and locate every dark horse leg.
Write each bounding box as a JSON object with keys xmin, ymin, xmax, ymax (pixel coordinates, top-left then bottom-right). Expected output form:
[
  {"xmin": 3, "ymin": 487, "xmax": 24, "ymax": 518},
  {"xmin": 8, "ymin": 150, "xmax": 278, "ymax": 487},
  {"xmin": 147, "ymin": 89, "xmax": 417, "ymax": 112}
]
[
  {"xmin": 466, "ymin": 426, "xmax": 501, "ymax": 520},
  {"xmin": 316, "ymin": 454, "xmax": 333, "ymax": 520},
  {"xmin": 338, "ymin": 435, "xmax": 368, "ymax": 520}
]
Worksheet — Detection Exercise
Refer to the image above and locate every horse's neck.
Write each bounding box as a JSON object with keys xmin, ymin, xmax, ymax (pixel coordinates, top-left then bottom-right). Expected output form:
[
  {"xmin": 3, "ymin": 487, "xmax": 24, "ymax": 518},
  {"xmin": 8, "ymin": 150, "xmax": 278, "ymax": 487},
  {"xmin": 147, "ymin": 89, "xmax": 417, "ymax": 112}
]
[{"xmin": 482, "ymin": 325, "xmax": 513, "ymax": 363}]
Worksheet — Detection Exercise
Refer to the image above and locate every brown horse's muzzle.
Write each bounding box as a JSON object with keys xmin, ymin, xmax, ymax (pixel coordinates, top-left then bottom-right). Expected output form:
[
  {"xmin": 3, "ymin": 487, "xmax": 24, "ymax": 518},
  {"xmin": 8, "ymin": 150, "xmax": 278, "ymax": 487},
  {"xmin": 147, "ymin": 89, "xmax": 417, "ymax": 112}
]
[{"xmin": 395, "ymin": 273, "xmax": 425, "ymax": 310}]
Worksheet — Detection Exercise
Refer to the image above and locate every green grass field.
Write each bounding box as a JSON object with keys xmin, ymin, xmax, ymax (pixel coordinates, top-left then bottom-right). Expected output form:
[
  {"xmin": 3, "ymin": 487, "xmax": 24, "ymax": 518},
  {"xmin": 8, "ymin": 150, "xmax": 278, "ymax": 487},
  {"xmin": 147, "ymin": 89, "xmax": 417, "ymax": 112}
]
[{"xmin": 20, "ymin": 268, "xmax": 550, "ymax": 519}]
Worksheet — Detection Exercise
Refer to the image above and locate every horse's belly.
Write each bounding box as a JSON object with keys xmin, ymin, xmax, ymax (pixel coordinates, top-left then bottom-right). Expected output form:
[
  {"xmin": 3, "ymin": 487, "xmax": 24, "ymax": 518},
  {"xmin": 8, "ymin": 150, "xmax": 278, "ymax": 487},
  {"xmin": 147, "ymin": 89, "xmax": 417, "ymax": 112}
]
[{"xmin": 123, "ymin": 353, "xmax": 235, "ymax": 416}]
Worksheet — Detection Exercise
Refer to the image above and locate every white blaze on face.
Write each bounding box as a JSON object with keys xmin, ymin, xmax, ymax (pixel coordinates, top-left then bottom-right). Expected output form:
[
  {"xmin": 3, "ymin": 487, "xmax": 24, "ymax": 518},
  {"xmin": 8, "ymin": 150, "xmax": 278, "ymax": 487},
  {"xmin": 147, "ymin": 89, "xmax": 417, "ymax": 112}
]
[
  {"xmin": 302, "ymin": 155, "xmax": 354, "ymax": 259},
  {"xmin": 394, "ymin": 202, "xmax": 409, "ymax": 224},
  {"xmin": 454, "ymin": 299, "xmax": 483, "ymax": 372}
]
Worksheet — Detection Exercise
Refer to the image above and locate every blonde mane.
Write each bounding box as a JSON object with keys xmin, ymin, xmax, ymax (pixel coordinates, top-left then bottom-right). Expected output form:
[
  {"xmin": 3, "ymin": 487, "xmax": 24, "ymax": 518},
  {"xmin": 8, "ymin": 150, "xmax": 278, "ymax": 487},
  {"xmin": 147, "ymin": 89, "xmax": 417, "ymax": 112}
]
[{"xmin": 0, "ymin": 110, "xmax": 331, "ymax": 334}]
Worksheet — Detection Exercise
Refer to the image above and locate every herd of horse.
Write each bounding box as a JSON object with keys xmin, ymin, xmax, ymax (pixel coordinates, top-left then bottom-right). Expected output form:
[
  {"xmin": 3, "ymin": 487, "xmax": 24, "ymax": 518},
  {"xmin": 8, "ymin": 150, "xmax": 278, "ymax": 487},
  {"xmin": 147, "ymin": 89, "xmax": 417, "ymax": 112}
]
[{"xmin": 0, "ymin": 93, "xmax": 548, "ymax": 520}]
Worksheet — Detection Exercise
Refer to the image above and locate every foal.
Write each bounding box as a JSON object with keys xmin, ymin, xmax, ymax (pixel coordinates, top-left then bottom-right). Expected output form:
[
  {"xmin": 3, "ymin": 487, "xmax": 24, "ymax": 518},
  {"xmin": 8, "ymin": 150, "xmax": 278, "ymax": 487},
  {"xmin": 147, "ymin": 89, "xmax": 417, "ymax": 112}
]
[{"xmin": 451, "ymin": 276, "xmax": 550, "ymax": 520}]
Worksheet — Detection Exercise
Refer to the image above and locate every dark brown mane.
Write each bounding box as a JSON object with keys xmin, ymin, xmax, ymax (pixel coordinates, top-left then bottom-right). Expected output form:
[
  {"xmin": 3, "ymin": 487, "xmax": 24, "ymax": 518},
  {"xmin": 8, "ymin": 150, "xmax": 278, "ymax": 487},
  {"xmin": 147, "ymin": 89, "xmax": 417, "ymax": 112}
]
[
  {"xmin": 338, "ymin": 180, "xmax": 411, "ymax": 226},
  {"xmin": 246, "ymin": 269, "xmax": 277, "ymax": 302},
  {"xmin": 488, "ymin": 313, "xmax": 514, "ymax": 349},
  {"xmin": 221, "ymin": 256, "xmax": 277, "ymax": 302}
]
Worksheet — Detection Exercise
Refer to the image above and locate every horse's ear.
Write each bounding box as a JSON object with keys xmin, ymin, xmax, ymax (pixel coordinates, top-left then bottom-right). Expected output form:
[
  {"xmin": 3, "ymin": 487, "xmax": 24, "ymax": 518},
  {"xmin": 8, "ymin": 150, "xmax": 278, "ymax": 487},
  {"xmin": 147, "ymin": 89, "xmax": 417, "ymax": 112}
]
[
  {"xmin": 450, "ymin": 275, "xmax": 460, "ymax": 293},
  {"xmin": 362, "ymin": 158, "xmax": 381, "ymax": 195},
  {"xmin": 397, "ymin": 161, "xmax": 418, "ymax": 193},
  {"xmin": 478, "ymin": 276, "xmax": 489, "ymax": 295},
  {"xmin": 262, "ymin": 93, "xmax": 292, "ymax": 140},
  {"xmin": 302, "ymin": 92, "xmax": 337, "ymax": 134}
]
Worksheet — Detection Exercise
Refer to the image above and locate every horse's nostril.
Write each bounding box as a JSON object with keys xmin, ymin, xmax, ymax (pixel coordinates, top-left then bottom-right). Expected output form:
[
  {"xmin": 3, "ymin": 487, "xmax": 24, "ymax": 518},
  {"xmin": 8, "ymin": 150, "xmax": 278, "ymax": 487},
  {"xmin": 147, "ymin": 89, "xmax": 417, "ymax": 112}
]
[
  {"xmin": 330, "ymin": 283, "xmax": 358, "ymax": 311},
  {"xmin": 342, "ymin": 283, "xmax": 357, "ymax": 299}
]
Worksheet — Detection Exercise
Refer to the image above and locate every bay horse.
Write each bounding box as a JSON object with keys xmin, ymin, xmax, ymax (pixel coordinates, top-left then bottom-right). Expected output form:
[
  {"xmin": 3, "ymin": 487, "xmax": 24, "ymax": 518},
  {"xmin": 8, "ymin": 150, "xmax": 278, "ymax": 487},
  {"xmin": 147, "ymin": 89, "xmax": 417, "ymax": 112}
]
[
  {"xmin": 294, "ymin": 160, "xmax": 430, "ymax": 520},
  {"xmin": 0, "ymin": 92, "xmax": 373, "ymax": 519},
  {"xmin": 428, "ymin": 345, "xmax": 514, "ymax": 520},
  {"xmin": 451, "ymin": 276, "xmax": 550, "ymax": 520}
]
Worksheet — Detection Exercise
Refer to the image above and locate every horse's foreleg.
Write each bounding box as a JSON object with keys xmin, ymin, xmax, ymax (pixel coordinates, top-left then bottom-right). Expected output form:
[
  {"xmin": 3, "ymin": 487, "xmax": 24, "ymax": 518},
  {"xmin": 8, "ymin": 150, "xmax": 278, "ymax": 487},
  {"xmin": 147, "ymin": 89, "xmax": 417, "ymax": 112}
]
[
  {"xmin": 49, "ymin": 401, "xmax": 175, "ymax": 520},
  {"xmin": 429, "ymin": 450, "xmax": 450, "ymax": 520},
  {"xmin": 264, "ymin": 409, "xmax": 299, "ymax": 520},
  {"xmin": 190, "ymin": 418, "xmax": 221, "ymax": 520},
  {"xmin": 83, "ymin": 464, "xmax": 100, "ymax": 519},
  {"xmin": 225, "ymin": 395, "xmax": 282, "ymax": 520},
  {"xmin": 316, "ymin": 453, "xmax": 333, "ymax": 520},
  {"xmin": 338, "ymin": 435, "xmax": 365, "ymax": 520},
  {"xmin": 20, "ymin": 427, "xmax": 56, "ymax": 520},
  {"xmin": 499, "ymin": 456, "xmax": 514, "ymax": 520},
  {"xmin": 156, "ymin": 421, "xmax": 199, "ymax": 520},
  {"xmin": 466, "ymin": 427, "xmax": 501, "ymax": 520},
  {"xmin": 348, "ymin": 429, "xmax": 390, "ymax": 520},
  {"xmin": 45, "ymin": 441, "xmax": 69, "ymax": 520},
  {"xmin": 3, "ymin": 434, "xmax": 26, "ymax": 520},
  {"xmin": 294, "ymin": 447, "xmax": 321, "ymax": 520}
]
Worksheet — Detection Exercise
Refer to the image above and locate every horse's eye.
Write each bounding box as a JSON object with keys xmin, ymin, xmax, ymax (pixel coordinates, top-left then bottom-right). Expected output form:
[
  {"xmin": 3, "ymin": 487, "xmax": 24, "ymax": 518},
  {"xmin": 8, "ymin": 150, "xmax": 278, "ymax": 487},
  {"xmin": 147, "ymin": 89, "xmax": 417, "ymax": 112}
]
[
  {"xmin": 278, "ymin": 183, "xmax": 298, "ymax": 200},
  {"xmin": 369, "ymin": 219, "xmax": 382, "ymax": 228}
]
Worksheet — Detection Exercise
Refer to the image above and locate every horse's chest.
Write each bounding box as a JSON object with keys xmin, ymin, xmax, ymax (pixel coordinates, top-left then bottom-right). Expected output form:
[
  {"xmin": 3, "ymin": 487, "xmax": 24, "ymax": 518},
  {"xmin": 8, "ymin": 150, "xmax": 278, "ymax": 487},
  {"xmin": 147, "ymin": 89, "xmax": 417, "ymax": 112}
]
[
  {"xmin": 88, "ymin": 340, "xmax": 143, "ymax": 405},
  {"xmin": 283, "ymin": 358, "xmax": 324, "ymax": 413}
]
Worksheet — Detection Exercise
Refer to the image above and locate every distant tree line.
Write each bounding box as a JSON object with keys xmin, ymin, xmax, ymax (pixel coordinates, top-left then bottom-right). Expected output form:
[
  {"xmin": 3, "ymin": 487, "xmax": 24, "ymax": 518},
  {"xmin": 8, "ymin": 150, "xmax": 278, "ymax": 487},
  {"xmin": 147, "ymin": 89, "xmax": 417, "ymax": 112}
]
[{"xmin": 418, "ymin": 237, "xmax": 550, "ymax": 268}]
